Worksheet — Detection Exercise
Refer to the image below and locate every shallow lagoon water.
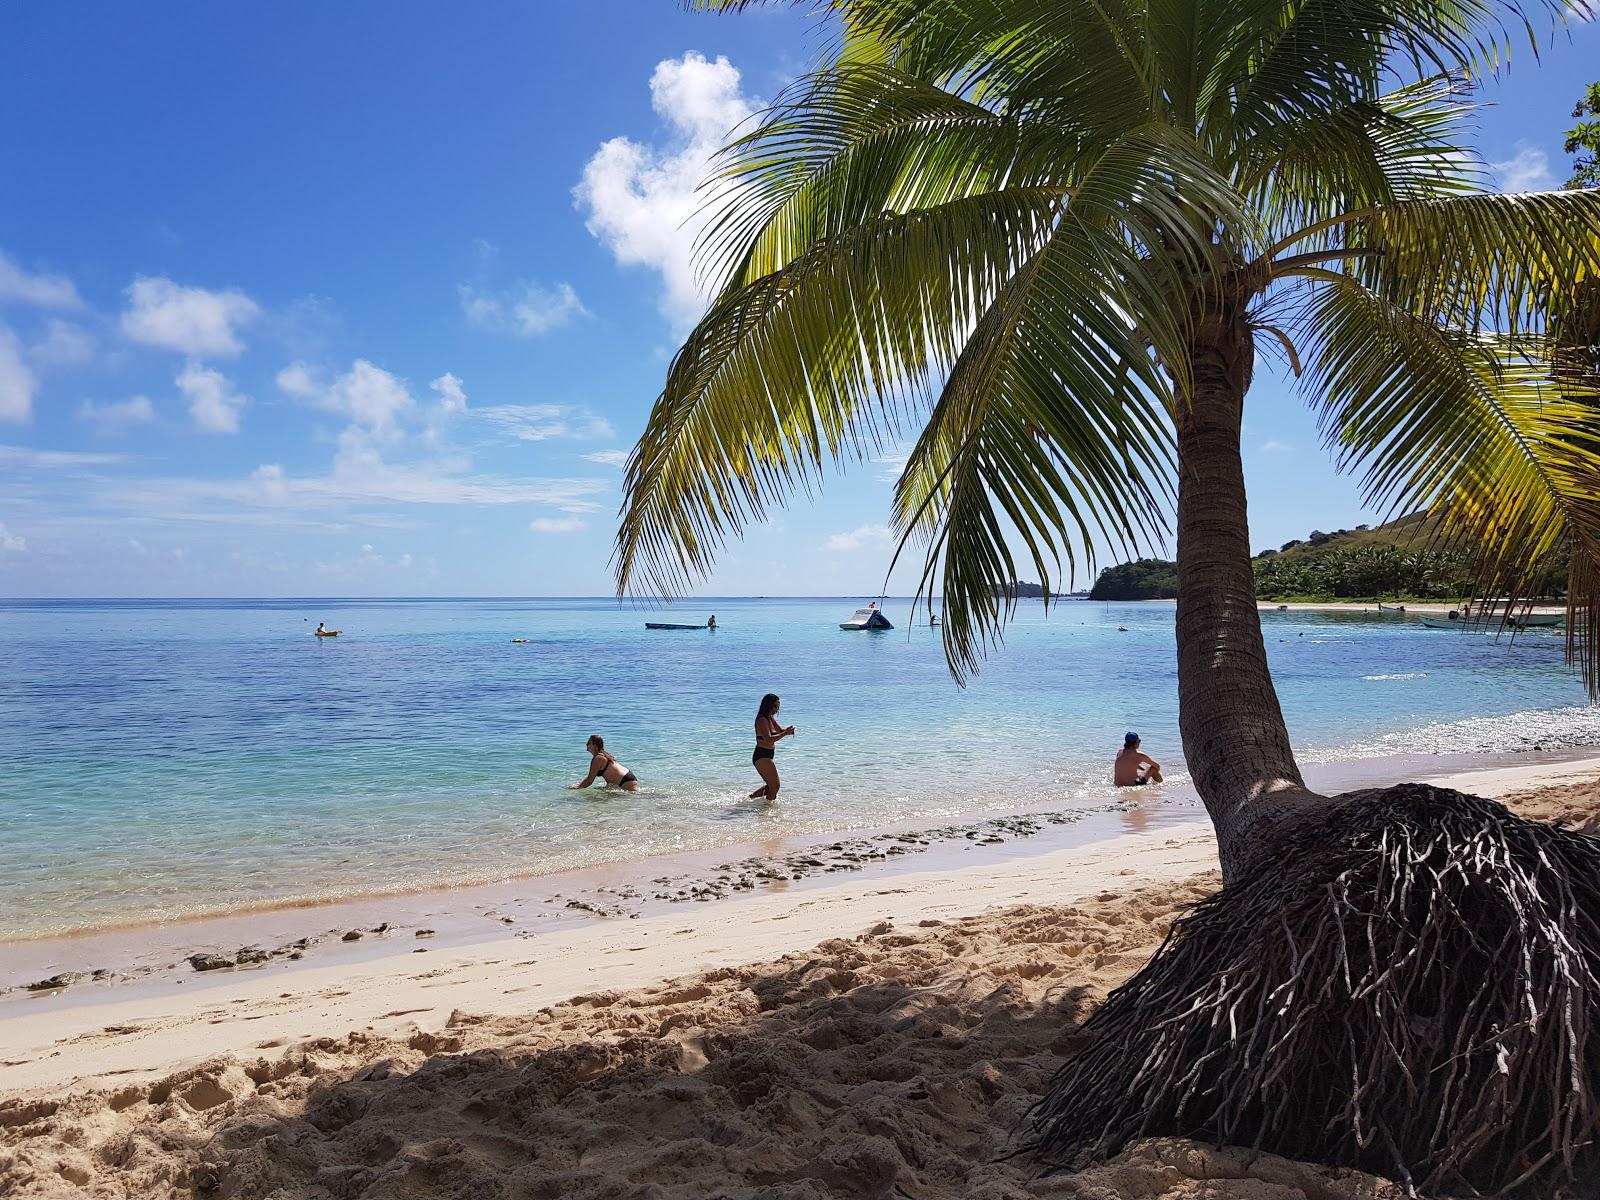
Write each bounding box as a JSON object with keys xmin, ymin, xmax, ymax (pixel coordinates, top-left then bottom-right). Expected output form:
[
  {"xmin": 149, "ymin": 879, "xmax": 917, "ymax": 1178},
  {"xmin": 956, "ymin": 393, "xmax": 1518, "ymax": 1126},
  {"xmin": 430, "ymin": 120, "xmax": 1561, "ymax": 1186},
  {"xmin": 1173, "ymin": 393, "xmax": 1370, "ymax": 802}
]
[{"xmin": 1, "ymin": 596, "xmax": 1594, "ymax": 939}]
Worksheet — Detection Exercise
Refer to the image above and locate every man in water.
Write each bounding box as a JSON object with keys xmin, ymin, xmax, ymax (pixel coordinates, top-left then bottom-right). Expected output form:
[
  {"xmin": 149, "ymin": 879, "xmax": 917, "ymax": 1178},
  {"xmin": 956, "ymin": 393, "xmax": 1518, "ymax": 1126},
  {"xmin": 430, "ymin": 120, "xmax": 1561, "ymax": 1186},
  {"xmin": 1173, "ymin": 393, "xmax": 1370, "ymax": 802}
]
[
  {"xmin": 708, "ymin": 614, "xmax": 717, "ymax": 629},
  {"xmin": 1114, "ymin": 731, "xmax": 1162, "ymax": 786}
]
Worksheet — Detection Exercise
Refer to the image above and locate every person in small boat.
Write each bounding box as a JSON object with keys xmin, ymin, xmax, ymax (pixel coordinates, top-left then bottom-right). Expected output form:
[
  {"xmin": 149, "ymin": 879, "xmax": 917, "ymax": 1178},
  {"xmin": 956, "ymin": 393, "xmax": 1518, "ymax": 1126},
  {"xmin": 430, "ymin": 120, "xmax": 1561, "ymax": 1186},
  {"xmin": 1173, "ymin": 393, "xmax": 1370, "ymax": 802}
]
[
  {"xmin": 1114, "ymin": 731, "xmax": 1162, "ymax": 786},
  {"xmin": 708, "ymin": 614, "xmax": 717, "ymax": 629},
  {"xmin": 750, "ymin": 692, "xmax": 796, "ymax": 802},
  {"xmin": 568, "ymin": 734, "xmax": 640, "ymax": 792},
  {"xmin": 316, "ymin": 622, "xmax": 326, "ymax": 635}
]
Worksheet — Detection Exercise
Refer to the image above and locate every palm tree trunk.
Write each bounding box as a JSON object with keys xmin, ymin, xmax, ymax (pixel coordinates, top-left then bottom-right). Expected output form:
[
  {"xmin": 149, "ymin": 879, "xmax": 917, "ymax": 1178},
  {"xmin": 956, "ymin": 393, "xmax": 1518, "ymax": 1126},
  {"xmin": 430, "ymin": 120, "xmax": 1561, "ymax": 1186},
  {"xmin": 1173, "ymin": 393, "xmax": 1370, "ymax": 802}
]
[{"xmin": 1174, "ymin": 315, "xmax": 1321, "ymax": 883}]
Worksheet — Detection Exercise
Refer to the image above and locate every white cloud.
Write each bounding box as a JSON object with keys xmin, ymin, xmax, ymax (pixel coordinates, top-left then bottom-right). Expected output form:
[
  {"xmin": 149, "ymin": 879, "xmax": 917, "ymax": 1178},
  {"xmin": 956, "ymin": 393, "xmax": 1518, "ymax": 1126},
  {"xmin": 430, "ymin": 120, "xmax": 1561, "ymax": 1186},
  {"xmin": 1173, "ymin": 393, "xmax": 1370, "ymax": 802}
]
[
  {"xmin": 430, "ymin": 372, "xmax": 468, "ymax": 415},
  {"xmin": 120, "ymin": 276, "xmax": 261, "ymax": 358},
  {"xmin": 1491, "ymin": 144, "xmax": 1556, "ymax": 193},
  {"xmin": 0, "ymin": 251, "xmax": 81, "ymax": 309},
  {"xmin": 79, "ymin": 396, "xmax": 156, "ymax": 434},
  {"xmin": 278, "ymin": 359, "xmax": 414, "ymax": 434},
  {"xmin": 458, "ymin": 281, "xmax": 585, "ymax": 335},
  {"xmin": 583, "ymin": 448, "xmax": 630, "ymax": 467},
  {"xmin": 0, "ymin": 443, "xmax": 127, "ymax": 468},
  {"xmin": 475, "ymin": 403, "xmax": 615, "ymax": 442},
  {"xmin": 1260, "ymin": 439, "xmax": 1295, "ymax": 454},
  {"xmin": 30, "ymin": 319, "xmax": 96, "ymax": 367},
  {"xmin": 397, "ymin": 552, "xmax": 413, "ymax": 569},
  {"xmin": 575, "ymin": 51, "xmax": 756, "ymax": 330},
  {"xmin": 177, "ymin": 362, "xmax": 249, "ymax": 434},
  {"xmin": 826, "ymin": 523, "xmax": 894, "ymax": 552},
  {"xmin": 0, "ymin": 328, "xmax": 38, "ymax": 422},
  {"xmin": 0, "ymin": 522, "xmax": 25, "ymax": 553},
  {"xmin": 531, "ymin": 515, "xmax": 586, "ymax": 534}
]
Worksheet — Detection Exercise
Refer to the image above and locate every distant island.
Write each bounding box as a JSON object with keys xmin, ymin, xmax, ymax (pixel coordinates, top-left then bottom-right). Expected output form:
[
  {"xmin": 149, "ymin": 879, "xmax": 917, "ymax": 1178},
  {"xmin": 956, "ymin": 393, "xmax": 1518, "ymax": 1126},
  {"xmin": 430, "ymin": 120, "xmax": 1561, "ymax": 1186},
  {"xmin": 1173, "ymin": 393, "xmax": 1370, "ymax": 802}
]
[
  {"xmin": 1088, "ymin": 513, "xmax": 1564, "ymax": 602},
  {"xmin": 991, "ymin": 580, "xmax": 1066, "ymax": 600},
  {"xmin": 1088, "ymin": 559, "xmax": 1179, "ymax": 600}
]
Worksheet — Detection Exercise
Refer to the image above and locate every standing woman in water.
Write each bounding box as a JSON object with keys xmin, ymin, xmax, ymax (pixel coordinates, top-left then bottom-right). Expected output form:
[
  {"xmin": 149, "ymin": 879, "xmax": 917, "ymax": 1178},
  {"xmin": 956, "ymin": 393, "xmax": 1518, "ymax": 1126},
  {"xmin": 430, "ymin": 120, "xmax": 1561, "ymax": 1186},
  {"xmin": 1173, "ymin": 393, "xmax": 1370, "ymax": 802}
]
[{"xmin": 750, "ymin": 692, "xmax": 796, "ymax": 801}]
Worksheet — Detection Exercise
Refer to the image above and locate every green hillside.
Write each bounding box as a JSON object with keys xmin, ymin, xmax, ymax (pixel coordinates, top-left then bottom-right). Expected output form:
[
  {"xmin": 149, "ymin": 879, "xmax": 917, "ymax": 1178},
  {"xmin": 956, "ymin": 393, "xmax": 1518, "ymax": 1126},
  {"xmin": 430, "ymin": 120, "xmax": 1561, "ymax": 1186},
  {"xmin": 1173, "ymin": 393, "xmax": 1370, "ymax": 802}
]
[{"xmin": 1085, "ymin": 512, "xmax": 1561, "ymax": 602}]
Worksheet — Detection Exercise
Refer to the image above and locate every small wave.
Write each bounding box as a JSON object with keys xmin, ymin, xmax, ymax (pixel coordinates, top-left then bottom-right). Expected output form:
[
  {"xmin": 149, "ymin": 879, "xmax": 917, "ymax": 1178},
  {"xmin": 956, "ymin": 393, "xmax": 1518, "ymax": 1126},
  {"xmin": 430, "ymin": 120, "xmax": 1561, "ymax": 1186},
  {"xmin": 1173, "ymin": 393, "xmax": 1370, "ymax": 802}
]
[
  {"xmin": 1308, "ymin": 705, "xmax": 1600, "ymax": 763},
  {"xmin": 1363, "ymin": 672, "xmax": 1428, "ymax": 681}
]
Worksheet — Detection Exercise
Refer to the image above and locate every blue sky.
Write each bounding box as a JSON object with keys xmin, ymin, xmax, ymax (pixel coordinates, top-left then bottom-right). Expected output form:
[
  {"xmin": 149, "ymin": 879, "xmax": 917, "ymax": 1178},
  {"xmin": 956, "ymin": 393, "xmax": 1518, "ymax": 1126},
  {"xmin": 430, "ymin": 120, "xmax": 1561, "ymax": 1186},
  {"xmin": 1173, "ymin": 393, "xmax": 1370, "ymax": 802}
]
[{"xmin": 0, "ymin": 4, "xmax": 1595, "ymax": 598}]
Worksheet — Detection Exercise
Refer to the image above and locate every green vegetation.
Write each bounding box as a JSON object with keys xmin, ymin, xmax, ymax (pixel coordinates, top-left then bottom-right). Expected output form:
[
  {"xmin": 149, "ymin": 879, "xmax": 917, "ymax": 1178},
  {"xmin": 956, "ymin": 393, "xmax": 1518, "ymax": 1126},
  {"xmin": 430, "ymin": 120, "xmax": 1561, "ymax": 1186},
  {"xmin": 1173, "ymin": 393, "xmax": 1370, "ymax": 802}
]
[
  {"xmin": 1567, "ymin": 82, "xmax": 1600, "ymax": 190},
  {"xmin": 1089, "ymin": 559, "xmax": 1178, "ymax": 600},
  {"xmin": 1254, "ymin": 544, "xmax": 1471, "ymax": 600}
]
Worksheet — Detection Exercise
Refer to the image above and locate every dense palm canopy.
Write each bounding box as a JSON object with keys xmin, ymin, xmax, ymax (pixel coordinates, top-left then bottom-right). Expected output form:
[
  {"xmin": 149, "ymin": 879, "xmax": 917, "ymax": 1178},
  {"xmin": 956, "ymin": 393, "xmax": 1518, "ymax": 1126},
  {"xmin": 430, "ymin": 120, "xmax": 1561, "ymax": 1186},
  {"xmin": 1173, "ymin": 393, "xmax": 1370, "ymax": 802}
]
[{"xmin": 616, "ymin": 0, "xmax": 1600, "ymax": 691}]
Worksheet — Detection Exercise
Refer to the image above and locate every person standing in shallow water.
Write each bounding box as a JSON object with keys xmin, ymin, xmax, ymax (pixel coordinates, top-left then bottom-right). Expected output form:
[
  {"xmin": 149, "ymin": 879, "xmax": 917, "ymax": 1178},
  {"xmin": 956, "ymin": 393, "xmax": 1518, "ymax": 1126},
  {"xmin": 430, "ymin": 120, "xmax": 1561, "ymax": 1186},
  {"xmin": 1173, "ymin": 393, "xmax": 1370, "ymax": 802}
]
[{"xmin": 750, "ymin": 693, "xmax": 796, "ymax": 801}]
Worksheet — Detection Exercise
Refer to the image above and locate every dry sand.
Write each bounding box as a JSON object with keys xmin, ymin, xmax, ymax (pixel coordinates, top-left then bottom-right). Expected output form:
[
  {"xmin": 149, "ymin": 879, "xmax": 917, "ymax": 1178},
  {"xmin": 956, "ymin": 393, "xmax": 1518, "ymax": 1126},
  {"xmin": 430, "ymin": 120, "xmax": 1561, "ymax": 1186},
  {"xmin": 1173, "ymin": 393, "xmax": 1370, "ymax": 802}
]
[{"xmin": 2, "ymin": 757, "xmax": 1596, "ymax": 1199}]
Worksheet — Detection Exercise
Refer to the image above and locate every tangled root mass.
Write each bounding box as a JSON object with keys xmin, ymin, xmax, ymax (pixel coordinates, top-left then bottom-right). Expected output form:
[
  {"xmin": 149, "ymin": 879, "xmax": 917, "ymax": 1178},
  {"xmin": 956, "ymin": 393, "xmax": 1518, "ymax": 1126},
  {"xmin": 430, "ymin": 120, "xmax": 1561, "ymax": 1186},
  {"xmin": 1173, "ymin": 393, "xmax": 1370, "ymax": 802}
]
[{"xmin": 1025, "ymin": 784, "xmax": 1600, "ymax": 1196}]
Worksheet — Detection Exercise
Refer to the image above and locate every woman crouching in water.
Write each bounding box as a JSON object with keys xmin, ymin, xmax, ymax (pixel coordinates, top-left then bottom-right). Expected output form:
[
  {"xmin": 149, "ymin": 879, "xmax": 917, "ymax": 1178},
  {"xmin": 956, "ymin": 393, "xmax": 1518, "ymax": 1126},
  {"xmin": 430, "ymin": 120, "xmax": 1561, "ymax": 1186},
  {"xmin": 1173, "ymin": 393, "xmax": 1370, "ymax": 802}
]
[
  {"xmin": 750, "ymin": 692, "xmax": 796, "ymax": 801},
  {"xmin": 568, "ymin": 734, "xmax": 640, "ymax": 793}
]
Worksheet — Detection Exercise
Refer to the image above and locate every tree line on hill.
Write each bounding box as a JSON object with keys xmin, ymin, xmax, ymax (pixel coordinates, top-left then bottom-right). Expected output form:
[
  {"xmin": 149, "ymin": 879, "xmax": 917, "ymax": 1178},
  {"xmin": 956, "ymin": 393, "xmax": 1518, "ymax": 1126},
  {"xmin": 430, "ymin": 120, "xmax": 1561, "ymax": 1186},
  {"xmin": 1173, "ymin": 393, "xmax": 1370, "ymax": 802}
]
[{"xmin": 1088, "ymin": 538, "xmax": 1557, "ymax": 601}]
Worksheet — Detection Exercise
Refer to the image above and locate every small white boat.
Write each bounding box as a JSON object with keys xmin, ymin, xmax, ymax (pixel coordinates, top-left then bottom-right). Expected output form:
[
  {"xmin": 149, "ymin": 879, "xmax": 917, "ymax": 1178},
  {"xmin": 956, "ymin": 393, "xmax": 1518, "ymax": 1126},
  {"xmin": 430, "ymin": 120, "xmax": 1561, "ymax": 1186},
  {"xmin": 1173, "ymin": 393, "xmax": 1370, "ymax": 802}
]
[
  {"xmin": 840, "ymin": 605, "xmax": 893, "ymax": 631},
  {"xmin": 1418, "ymin": 617, "xmax": 1468, "ymax": 630},
  {"xmin": 1509, "ymin": 613, "xmax": 1563, "ymax": 629}
]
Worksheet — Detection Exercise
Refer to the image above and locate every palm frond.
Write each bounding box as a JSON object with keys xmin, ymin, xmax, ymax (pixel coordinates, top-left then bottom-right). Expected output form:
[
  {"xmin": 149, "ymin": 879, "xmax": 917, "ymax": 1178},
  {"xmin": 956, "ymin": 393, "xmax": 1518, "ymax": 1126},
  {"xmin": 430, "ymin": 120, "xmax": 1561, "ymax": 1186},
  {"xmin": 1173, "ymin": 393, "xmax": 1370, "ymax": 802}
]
[
  {"xmin": 698, "ymin": 66, "xmax": 1080, "ymax": 289},
  {"xmin": 615, "ymin": 188, "xmax": 1059, "ymax": 596},
  {"xmin": 1298, "ymin": 279, "xmax": 1600, "ymax": 694}
]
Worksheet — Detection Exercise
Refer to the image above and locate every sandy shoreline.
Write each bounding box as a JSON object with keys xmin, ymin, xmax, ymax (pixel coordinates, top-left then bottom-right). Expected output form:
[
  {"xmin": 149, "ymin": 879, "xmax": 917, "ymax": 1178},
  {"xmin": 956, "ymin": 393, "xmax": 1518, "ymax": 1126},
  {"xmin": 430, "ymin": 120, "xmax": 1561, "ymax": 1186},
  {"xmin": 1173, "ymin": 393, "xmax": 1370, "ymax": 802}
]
[
  {"xmin": 4, "ymin": 756, "xmax": 1596, "ymax": 1198},
  {"xmin": 2, "ymin": 748, "xmax": 1596, "ymax": 1096},
  {"xmin": 2, "ymin": 753, "xmax": 1598, "ymax": 1197}
]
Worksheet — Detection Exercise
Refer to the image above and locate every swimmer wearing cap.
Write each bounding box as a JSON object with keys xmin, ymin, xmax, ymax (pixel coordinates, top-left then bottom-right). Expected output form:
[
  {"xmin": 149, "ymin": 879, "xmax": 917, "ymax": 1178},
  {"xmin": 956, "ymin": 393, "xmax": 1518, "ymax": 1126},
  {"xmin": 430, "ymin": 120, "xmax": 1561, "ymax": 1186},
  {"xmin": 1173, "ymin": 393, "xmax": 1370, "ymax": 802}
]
[{"xmin": 1114, "ymin": 731, "xmax": 1163, "ymax": 786}]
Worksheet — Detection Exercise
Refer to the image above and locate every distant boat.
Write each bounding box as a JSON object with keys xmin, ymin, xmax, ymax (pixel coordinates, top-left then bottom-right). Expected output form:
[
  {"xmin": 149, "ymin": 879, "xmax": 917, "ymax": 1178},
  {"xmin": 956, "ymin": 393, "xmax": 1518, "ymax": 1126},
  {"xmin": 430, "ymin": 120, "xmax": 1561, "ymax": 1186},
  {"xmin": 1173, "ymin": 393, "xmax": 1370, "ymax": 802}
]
[
  {"xmin": 1418, "ymin": 617, "xmax": 1468, "ymax": 630},
  {"xmin": 645, "ymin": 622, "xmax": 712, "ymax": 631},
  {"xmin": 840, "ymin": 605, "xmax": 893, "ymax": 631},
  {"xmin": 314, "ymin": 629, "xmax": 340, "ymax": 638}
]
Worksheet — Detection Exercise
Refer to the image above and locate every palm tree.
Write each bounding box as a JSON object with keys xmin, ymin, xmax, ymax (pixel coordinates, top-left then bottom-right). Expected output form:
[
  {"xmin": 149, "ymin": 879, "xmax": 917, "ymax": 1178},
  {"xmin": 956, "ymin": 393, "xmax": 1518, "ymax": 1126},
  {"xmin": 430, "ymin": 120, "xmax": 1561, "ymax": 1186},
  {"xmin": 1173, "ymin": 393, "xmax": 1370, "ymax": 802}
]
[{"xmin": 615, "ymin": 0, "xmax": 1600, "ymax": 1189}]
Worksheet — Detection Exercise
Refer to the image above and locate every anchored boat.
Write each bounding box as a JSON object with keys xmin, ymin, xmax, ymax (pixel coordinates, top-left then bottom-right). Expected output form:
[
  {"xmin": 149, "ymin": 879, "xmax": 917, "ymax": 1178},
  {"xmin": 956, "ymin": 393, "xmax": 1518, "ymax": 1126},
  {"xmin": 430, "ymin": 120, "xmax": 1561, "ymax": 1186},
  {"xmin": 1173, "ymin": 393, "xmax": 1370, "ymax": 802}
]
[{"xmin": 839, "ymin": 604, "xmax": 893, "ymax": 631}]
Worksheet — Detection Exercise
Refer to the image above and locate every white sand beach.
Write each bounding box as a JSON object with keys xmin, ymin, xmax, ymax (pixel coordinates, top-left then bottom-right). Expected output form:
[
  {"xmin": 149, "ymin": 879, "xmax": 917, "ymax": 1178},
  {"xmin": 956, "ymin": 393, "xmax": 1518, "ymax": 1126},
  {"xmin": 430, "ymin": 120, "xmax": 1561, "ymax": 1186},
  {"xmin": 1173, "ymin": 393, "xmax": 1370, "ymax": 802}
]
[{"xmin": 2, "ymin": 752, "xmax": 1597, "ymax": 1197}]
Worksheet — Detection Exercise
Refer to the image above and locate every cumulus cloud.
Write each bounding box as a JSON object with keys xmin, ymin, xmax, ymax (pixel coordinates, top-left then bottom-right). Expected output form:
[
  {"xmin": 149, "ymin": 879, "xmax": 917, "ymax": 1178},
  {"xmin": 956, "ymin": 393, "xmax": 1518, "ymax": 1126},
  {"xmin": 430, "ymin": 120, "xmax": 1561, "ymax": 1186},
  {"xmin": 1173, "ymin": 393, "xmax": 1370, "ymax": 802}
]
[
  {"xmin": 178, "ymin": 362, "xmax": 250, "ymax": 433},
  {"xmin": 575, "ymin": 51, "xmax": 756, "ymax": 330},
  {"xmin": 0, "ymin": 328, "xmax": 38, "ymax": 422},
  {"xmin": 30, "ymin": 319, "xmax": 96, "ymax": 367},
  {"xmin": 430, "ymin": 372, "xmax": 468, "ymax": 415},
  {"xmin": 0, "ymin": 251, "xmax": 81, "ymax": 309},
  {"xmin": 0, "ymin": 521, "xmax": 25, "ymax": 553},
  {"xmin": 826, "ymin": 524, "xmax": 894, "ymax": 552},
  {"xmin": 79, "ymin": 396, "xmax": 157, "ymax": 434},
  {"xmin": 1491, "ymin": 144, "xmax": 1556, "ymax": 193},
  {"xmin": 1260, "ymin": 439, "xmax": 1295, "ymax": 454},
  {"xmin": 475, "ymin": 403, "xmax": 615, "ymax": 442},
  {"xmin": 121, "ymin": 276, "xmax": 261, "ymax": 358},
  {"xmin": 531, "ymin": 515, "xmax": 586, "ymax": 534},
  {"xmin": 278, "ymin": 359, "xmax": 415, "ymax": 434},
  {"xmin": 583, "ymin": 448, "xmax": 630, "ymax": 467},
  {"xmin": 458, "ymin": 281, "xmax": 585, "ymax": 335}
]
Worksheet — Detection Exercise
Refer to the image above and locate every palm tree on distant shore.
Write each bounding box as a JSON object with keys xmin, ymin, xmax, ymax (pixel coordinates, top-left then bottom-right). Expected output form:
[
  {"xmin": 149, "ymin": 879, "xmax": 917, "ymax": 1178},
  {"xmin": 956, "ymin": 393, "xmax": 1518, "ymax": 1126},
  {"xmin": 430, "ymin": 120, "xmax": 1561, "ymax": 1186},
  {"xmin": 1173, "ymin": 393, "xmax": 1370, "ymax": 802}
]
[{"xmin": 615, "ymin": 0, "xmax": 1600, "ymax": 1190}]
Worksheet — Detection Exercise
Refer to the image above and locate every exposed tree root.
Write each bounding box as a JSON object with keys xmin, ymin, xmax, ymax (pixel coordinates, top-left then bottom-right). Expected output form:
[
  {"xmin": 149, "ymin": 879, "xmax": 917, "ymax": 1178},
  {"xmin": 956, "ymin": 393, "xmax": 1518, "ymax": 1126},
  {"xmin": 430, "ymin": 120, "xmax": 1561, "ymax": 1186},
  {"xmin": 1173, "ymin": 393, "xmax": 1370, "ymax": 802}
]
[{"xmin": 1023, "ymin": 784, "xmax": 1600, "ymax": 1196}]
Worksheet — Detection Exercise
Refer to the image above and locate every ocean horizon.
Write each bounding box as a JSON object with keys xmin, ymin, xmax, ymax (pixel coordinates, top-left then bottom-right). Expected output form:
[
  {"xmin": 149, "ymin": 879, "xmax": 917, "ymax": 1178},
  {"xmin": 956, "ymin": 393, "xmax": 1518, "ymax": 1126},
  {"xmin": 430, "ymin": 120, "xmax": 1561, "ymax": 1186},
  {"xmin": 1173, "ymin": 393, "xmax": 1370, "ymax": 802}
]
[{"xmin": 3, "ymin": 594, "xmax": 1596, "ymax": 942}]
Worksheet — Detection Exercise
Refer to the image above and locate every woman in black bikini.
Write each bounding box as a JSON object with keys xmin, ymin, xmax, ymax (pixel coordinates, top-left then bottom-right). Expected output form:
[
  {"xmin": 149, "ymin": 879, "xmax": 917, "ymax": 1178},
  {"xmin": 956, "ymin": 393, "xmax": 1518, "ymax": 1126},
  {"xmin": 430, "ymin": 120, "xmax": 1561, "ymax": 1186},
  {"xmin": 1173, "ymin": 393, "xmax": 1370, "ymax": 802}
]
[
  {"xmin": 750, "ymin": 693, "xmax": 796, "ymax": 801},
  {"xmin": 568, "ymin": 734, "xmax": 641, "ymax": 793}
]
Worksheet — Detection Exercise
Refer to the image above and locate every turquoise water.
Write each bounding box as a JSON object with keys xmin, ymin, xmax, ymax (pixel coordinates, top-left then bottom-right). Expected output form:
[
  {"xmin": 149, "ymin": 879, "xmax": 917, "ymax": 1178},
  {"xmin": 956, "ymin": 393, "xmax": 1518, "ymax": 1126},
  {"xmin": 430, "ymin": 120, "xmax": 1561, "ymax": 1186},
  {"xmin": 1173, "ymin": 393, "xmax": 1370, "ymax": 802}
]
[{"xmin": 1, "ymin": 597, "xmax": 1596, "ymax": 940}]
